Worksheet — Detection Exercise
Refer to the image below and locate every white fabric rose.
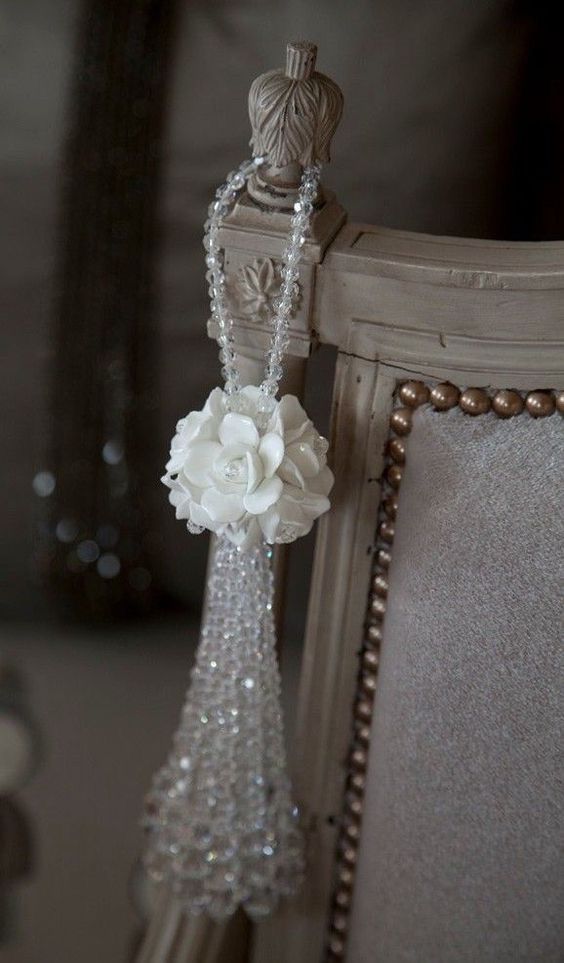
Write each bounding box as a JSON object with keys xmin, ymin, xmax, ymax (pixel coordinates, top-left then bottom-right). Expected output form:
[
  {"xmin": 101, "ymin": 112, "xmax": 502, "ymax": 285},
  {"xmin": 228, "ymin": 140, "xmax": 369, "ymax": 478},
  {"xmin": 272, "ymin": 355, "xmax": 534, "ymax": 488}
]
[{"xmin": 162, "ymin": 385, "xmax": 334, "ymax": 549}]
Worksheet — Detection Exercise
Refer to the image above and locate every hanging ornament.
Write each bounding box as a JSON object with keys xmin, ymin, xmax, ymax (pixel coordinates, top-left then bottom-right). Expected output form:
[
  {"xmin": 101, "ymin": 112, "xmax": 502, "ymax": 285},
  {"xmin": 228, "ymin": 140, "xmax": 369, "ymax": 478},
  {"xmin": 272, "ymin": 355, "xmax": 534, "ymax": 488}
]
[
  {"xmin": 162, "ymin": 385, "xmax": 333, "ymax": 550},
  {"xmin": 142, "ymin": 42, "xmax": 342, "ymax": 923}
]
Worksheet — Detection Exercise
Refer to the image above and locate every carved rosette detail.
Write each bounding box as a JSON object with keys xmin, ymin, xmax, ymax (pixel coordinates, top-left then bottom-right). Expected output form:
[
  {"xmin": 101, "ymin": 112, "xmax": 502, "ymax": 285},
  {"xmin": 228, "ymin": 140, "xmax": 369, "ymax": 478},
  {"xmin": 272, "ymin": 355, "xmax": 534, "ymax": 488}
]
[{"xmin": 229, "ymin": 257, "xmax": 300, "ymax": 322}]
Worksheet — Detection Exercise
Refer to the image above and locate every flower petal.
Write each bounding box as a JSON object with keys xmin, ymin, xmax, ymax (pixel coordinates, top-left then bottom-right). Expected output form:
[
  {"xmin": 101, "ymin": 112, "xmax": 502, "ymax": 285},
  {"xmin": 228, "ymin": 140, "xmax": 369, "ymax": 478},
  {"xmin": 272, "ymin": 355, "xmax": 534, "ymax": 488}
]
[
  {"xmin": 174, "ymin": 410, "xmax": 215, "ymax": 448},
  {"xmin": 243, "ymin": 476, "xmax": 283, "ymax": 515},
  {"xmin": 161, "ymin": 471, "xmax": 175, "ymax": 490},
  {"xmin": 274, "ymin": 394, "xmax": 312, "ymax": 444},
  {"xmin": 286, "ymin": 441, "xmax": 319, "ymax": 478},
  {"xmin": 258, "ymin": 432, "xmax": 285, "ymax": 477},
  {"xmin": 203, "ymin": 387, "xmax": 226, "ymax": 419},
  {"xmin": 302, "ymin": 491, "xmax": 331, "ymax": 517},
  {"xmin": 281, "ymin": 485, "xmax": 330, "ymax": 518},
  {"xmin": 270, "ymin": 495, "xmax": 314, "ymax": 541},
  {"xmin": 212, "ymin": 444, "xmax": 249, "ymax": 492},
  {"xmin": 278, "ymin": 456, "xmax": 305, "ymax": 489},
  {"xmin": 277, "ymin": 394, "xmax": 308, "ymax": 430},
  {"xmin": 214, "ymin": 443, "xmax": 248, "ymax": 463},
  {"xmin": 308, "ymin": 465, "xmax": 334, "ymax": 497},
  {"xmin": 201, "ymin": 487, "xmax": 245, "ymax": 523},
  {"xmin": 189, "ymin": 501, "xmax": 216, "ymax": 530},
  {"xmin": 182, "ymin": 441, "xmax": 222, "ymax": 487},
  {"xmin": 225, "ymin": 518, "xmax": 262, "ymax": 550},
  {"xmin": 245, "ymin": 449, "xmax": 264, "ymax": 494},
  {"xmin": 174, "ymin": 470, "xmax": 204, "ymax": 501},
  {"xmin": 278, "ymin": 495, "xmax": 308, "ymax": 525},
  {"xmin": 258, "ymin": 507, "xmax": 281, "ymax": 543},
  {"xmin": 166, "ymin": 487, "xmax": 183, "ymax": 506},
  {"xmin": 219, "ymin": 412, "xmax": 259, "ymax": 449},
  {"xmin": 166, "ymin": 488, "xmax": 191, "ymax": 520},
  {"xmin": 165, "ymin": 450, "xmax": 187, "ymax": 474}
]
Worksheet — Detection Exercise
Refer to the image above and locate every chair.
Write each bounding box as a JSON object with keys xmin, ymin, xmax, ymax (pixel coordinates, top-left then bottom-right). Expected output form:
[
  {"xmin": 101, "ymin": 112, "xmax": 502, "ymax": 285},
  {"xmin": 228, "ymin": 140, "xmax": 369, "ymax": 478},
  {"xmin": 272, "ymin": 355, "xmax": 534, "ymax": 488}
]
[{"xmin": 138, "ymin": 41, "xmax": 563, "ymax": 963}]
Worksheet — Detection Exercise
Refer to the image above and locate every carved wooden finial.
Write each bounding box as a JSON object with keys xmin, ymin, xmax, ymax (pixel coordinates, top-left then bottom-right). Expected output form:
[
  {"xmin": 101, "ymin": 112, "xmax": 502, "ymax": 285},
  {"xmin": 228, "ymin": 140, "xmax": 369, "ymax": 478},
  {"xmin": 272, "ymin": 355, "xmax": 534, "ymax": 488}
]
[
  {"xmin": 247, "ymin": 41, "xmax": 344, "ymax": 209},
  {"xmin": 285, "ymin": 40, "xmax": 317, "ymax": 80}
]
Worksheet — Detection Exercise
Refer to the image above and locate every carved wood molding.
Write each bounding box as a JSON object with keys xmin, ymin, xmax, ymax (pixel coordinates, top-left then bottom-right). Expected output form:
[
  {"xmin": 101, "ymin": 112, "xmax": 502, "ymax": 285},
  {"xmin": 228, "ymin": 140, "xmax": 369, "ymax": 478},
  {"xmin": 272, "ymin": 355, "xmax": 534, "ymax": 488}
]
[
  {"xmin": 247, "ymin": 41, "xmax": 344, "ymax": 209},
  {"xmin": 207, "ymin": 190, "xmax": 347, "ymax": 361},
  {"xmin": 312, "ymin": 224, "xmax": 564, "ymax": 388}
]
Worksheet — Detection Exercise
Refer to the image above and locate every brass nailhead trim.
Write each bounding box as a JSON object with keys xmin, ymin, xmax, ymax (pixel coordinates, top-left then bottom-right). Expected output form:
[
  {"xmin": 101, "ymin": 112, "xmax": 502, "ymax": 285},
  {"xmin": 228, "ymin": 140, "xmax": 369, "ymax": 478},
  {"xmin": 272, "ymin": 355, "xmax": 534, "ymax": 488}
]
[
  {"xmin": 376, "ymin": 548, "xmax": 392, "ymax": 570},
  {"xmin": 386, "ymin": 437, "xmax": 406, "ymax": 464},
  {"xmin": 334, "ymin": 888, "xmax": 352, "ymax": 910},
  {"xmin": 492, "ymin": 389, "xmax": 524, "ymax": 418},
  {"xmin": 325, "ymin": 380, "xmax": 560, "ymax": 961},
  {"xmin": 389, "ymin": 407, "xmax": 413, "ymax": 435},
  {"xmin": 459, "ymin": 387, "xmax": 491, "ymax": 415},
  {"xmin": 386, "ymin": 464, "xmax": 403, "ymax": 489},
  {"xmin": 429, "ymin": 383, "xmax": 560, "ymax": 419},
  {"xmin": 525, "ymin": 390, "xmax": 556, "ymax": 417},
  {"xmin": 398, "ymin": 380, "xmax": 430, "ymax": 408},
  {"xmin": 429, "ymin": 382, "xmax": 460, "ymax": 410}
]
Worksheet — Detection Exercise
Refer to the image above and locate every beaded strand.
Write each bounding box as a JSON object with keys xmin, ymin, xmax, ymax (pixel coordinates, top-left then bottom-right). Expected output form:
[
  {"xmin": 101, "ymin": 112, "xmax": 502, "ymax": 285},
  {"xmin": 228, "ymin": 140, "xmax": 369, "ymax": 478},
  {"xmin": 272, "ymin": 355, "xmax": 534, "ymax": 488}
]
[{"xmin": 203, "ymin": 158, "xmax": 322, "ymax": 404}]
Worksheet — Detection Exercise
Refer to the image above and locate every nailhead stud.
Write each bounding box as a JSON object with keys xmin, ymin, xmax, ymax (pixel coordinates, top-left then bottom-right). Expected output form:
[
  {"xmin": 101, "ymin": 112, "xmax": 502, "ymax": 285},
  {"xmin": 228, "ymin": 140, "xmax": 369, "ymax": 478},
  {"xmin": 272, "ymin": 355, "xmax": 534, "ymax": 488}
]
[
  {"xmin": 430, "ymin": 382, "xmax": 460, "ymax": 410},
  {"xmin": 399, "ymin": 380, "xmax": 429, "ymax": 408},
  {"xmin": 459, "ymin": 387, "xmax": 491, "ymax": 415},
  {"xmin": 526, "ymin": 390, "xmax": 555, "ymax": 417}
]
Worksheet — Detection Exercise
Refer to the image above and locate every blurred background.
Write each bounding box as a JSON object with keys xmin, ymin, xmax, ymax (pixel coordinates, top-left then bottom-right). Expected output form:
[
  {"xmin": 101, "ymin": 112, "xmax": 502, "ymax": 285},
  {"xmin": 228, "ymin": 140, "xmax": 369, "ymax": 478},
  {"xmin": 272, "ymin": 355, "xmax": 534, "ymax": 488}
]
[{"xmin": 1, "ymin": 1, "xmax": 563, "ymax": 960}]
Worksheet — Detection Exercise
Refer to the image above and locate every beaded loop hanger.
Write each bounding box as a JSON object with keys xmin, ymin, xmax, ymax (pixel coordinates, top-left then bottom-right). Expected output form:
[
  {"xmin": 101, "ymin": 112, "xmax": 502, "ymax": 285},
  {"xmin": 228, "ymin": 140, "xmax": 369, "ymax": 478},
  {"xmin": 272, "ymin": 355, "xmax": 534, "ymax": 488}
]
[{"xmin": 203, "ymin": 157, "xmax": 321, "ymax": 406}]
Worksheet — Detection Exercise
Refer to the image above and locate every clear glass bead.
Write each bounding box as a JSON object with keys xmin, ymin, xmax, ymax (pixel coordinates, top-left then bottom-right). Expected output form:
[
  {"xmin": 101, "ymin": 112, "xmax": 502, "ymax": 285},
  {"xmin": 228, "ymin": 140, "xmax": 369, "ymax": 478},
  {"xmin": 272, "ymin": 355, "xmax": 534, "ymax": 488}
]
[
  {"xmin": 143, "ymin": 538, "xmax": 304, "ymax": 920},
  {"xmin": 313, "ymin": 434, "xmax": 329, "ymax": 457},
  {"xmin": 257, "ymin": 393, "xmax": 276, "ymax": 414},
  {"xmin": 284, "ymin": 248, "xmax": 300, "ymax": 267},
  {"xmin": 261, "ymin": 379, "xmax": 278, "ymax": 397},
  {"xmin": 266, "ymin": 362, "xmax": 283, "ymax": 382},
  {"xmin": 231, "ymin": 172, "xmax": 245, "ymax": 191},
  {"xmin": 221, "ymin": 364, "xmax": 238, "ymax": 384},
  {"xmin": 203, "ymin": 161, "xmax": 321, "ymax": 415},
  {"xmin": 218, "ymin": 347, "xmax": 235, "ymax": 365},
  {"xmin": 272, "ymin": 333, "xmax": 290, "ymax": 353},
  {"xmin": 227, "ymin": 392, "xmax": 251, "ymax": 415},
  {"xmin": 187, "ymin": 520, "xmax": 205, "ymax": 535},
  {"xmin": 280, "ymin": 265, "xmax": 298, "ymax": 282}
]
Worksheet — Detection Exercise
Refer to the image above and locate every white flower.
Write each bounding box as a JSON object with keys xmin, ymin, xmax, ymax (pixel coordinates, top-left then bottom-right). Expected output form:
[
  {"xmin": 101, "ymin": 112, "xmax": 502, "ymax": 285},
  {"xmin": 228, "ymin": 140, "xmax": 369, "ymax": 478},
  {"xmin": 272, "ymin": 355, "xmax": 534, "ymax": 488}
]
[{"xmin": 162, "ymin": 385, "xmax": 334, "ymax": 550}]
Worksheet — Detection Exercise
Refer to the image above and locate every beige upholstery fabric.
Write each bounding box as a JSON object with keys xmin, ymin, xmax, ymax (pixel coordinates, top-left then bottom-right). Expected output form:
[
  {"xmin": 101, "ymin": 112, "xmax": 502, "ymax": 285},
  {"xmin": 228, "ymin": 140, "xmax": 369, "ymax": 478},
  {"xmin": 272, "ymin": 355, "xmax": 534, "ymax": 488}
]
[{"xmin": 348, "ymin": 407, "xmax": 563, "ymax": 962}]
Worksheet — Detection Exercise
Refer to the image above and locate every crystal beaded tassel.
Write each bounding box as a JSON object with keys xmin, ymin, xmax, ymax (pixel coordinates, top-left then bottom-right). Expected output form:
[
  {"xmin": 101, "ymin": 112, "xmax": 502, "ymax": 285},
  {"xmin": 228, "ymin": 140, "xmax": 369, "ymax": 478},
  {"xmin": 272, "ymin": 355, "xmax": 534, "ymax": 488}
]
[{"xmin": 143, "ymin": 538, "xmax": 304, "ymax": 920}]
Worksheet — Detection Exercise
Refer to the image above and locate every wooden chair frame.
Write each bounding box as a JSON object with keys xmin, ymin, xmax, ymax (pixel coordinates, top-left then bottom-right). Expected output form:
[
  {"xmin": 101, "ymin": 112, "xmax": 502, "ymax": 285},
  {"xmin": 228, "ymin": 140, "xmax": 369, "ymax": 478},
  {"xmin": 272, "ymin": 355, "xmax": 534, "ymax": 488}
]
[{"xmin": 138, "ymin": 43, "xmax": 564, "ymax": 963}]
